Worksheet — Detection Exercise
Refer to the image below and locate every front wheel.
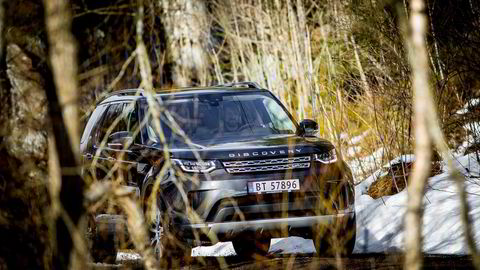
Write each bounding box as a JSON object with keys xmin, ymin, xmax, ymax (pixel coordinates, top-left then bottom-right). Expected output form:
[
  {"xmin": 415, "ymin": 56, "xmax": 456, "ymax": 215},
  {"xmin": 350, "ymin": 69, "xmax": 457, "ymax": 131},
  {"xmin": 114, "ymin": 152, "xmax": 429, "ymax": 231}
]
[
  {"xmin": 232, "ymin": 237, "xmax": 271, "ymax": 259},
  {"xmin": 89, "ymin": 215, "xmax": 119, "ymax": 264},
  {"xmin": 149, "ymin": 207, "xmax": 192, "ymax": 267}
]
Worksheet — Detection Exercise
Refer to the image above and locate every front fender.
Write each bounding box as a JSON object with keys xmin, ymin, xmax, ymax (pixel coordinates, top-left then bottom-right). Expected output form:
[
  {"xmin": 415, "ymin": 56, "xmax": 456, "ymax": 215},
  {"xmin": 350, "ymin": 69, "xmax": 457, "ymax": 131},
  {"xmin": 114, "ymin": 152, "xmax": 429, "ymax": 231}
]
[{"xmin": 140, "ymin": 165, "xmax": 171, "ymax": 213}]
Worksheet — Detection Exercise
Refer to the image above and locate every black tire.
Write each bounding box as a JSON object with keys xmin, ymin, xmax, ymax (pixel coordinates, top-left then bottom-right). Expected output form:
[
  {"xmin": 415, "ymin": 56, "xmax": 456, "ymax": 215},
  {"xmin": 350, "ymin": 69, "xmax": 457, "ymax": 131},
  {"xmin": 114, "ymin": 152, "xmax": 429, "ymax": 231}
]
[
  {"xmin": 89, "ymin": 215, "xmax": 119, "ymax": 264},
  {"xmin": 156, "ymin": 234, "xmax": 192, "ymax": 268},
  {"xmin": 313, "ymin": 215, "xmax": 356, "ymax": 257},
  {"xmin": 232, "ymin": 237, "xmax": 271, "ymax": 258},
  {"xmin": 149, "ymin": 205, "xmax": 192, "ymax": 267},
  {"xmin": 91, "ymin": 236, "xmax": 117, "ymax": 264}
]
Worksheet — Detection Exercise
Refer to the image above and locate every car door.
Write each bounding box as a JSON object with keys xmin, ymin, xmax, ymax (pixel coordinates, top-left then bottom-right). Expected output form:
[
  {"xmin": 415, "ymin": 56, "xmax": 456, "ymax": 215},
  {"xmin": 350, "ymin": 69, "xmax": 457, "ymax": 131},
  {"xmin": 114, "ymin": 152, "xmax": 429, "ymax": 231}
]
[
  {"xmin": 89, "ymin": 102, "xmax": 125, "ymax": 182},
  {"xmin": 81, "ymin": 104, "xmax": 108, "ymax": 180},
  {"xmin": 112, "ymin": 101, "xmax": 143, "ymax": 187},
  {"xmin": 96, "ymin": 101, "xmax": 143, "ymax": 188}
]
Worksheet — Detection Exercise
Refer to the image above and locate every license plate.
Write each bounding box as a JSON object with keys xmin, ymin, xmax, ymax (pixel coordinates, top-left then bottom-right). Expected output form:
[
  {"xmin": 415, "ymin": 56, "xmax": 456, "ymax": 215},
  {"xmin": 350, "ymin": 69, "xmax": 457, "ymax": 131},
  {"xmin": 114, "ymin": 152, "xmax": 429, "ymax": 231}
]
[{"xmin": 248, "ymin": 179, "xmax": 300, "ymax": 193}]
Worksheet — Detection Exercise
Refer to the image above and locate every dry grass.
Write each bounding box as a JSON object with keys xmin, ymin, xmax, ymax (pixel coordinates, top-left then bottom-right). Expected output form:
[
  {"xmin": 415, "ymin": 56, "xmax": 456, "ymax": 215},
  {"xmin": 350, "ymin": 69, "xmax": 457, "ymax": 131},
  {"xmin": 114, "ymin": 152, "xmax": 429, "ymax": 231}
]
[
  {"xmin": 367, "ymin": 161, "xmax": 443, "ymax": 199},
  {"xmin": 368, "ymin": 174, "xmax": 408, "ymax": 199}
]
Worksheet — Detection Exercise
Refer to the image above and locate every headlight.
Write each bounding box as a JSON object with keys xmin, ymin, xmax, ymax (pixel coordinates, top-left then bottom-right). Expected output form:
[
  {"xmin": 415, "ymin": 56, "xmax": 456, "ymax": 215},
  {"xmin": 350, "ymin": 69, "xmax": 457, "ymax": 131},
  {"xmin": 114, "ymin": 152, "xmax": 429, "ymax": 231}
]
[
  {"xmin": 172, "ymin": 159, "xmax": 217, "ymax": 173},
  {"xmin": 313, "ymin": 149, "xmax": 337, "ymax": 164}
]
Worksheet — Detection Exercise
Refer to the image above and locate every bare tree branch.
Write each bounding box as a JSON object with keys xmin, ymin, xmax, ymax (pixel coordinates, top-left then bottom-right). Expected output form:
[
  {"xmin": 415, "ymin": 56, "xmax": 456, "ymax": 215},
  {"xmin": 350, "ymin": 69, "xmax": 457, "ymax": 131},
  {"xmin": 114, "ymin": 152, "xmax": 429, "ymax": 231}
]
[{"xmin": 404, "ymin": 1, "xmax": 433, "ymax": 269}]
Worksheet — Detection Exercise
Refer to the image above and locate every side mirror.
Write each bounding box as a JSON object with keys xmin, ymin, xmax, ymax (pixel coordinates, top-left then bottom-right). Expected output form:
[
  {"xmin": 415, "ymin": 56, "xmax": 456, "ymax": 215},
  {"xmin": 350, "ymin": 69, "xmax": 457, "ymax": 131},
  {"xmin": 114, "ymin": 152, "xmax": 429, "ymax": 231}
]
[
  {"xmin": 107, "ymin": 131, "xmax": 133, "ymax": 149},
  {"xmin": 299, "ymin": 119, "xmax": 318, "ymax": 137}
]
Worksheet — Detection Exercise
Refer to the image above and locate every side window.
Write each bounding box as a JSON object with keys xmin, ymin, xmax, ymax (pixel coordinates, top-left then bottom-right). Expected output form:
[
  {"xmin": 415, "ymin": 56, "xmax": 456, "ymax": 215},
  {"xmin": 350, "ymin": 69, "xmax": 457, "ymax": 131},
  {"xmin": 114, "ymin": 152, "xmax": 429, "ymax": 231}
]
[
  {"xmin": 80, "ymin": 104, "xmax": 107, "ymax": 152},
  {"xmin": 114, "ymin": 104, "xmax": 129, "ymax": 133},
  {"xmin": 94, "ymin": 103, "xmax": 125, "ymax": 146},
  {"xmin": 125, "ymin": 102, "xmax": 141, "ymax": 143}
]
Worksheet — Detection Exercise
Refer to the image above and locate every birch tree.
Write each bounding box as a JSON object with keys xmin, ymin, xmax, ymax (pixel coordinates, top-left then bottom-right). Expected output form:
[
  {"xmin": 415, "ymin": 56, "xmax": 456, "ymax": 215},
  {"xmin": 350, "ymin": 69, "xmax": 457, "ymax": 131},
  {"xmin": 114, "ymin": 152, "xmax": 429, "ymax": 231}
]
[{"xmin": 159, "ymin": 0, "xmax": 210, "ymax": 87}]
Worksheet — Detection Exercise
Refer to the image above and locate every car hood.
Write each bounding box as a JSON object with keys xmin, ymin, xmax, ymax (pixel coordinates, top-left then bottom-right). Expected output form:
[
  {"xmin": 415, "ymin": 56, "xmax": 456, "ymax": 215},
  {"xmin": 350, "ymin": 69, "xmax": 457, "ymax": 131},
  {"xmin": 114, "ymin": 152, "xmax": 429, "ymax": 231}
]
[{"xmin": 149, "ymin": 134, "xmax": 335, "ymax": 160}]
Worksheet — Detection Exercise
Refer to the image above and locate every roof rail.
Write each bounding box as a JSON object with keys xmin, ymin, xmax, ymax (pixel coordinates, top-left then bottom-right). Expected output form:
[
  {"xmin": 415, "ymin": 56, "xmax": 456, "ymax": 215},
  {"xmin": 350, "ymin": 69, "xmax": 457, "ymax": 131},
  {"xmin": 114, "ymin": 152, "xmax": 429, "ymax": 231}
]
[
  {"xmin": 104, "ymin": 89, "xmax": 144, "ymax": 99},
  {"xmin": 94, "ymin": 89, "xmax": 145, "ymax": 106},
  {"xmin": 216, "ymin": 81, "xmax": 262, "ymax": 89}
]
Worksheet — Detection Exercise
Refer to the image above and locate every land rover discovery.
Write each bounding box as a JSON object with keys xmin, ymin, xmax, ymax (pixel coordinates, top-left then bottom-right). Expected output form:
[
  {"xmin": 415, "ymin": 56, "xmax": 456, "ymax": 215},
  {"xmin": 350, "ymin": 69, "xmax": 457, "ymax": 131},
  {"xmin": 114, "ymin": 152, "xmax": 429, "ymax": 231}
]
[{"xmin": 80, "ymin": 82, "xmax": 356, "ymax": 263}]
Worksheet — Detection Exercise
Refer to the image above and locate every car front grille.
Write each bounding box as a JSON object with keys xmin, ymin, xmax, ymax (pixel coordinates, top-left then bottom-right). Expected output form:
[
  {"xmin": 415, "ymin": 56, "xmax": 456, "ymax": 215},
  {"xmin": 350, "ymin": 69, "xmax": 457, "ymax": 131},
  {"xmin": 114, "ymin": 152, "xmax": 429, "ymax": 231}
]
[{"xmin": 222, "ymin": 156, "xmax": 311, "ymax": 173}]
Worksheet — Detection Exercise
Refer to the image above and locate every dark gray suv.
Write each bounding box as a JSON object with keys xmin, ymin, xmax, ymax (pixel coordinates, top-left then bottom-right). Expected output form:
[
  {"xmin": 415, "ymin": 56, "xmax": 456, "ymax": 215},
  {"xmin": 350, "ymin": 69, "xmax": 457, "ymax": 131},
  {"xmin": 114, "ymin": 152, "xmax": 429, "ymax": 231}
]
[{"xmin": 81, "ymin": 82, "xmax": 355, "ymax": 263}]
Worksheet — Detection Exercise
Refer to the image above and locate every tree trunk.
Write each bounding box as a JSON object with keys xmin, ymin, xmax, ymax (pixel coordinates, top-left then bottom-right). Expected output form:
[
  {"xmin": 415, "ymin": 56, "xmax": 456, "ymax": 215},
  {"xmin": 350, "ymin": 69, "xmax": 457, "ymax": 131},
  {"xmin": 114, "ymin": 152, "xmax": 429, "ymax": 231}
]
[
  {"xmin": 404, "ymin": 1, "xmax": 432, "ymax": 269},
  {"xmin": 159, "ymin": 0, "xmax": 210, "ymax": 87},
  {"xmin": 43, "ymin": 0, "xmax": 85, "ymax": 268}
]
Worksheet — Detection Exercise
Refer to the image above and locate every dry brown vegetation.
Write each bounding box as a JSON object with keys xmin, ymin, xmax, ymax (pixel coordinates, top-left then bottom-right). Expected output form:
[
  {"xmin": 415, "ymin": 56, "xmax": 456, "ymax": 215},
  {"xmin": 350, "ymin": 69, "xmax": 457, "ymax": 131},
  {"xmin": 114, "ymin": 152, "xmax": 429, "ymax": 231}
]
[{"xmin": 367, "ymin": 160, "xmax": 443, "ymax": 199}]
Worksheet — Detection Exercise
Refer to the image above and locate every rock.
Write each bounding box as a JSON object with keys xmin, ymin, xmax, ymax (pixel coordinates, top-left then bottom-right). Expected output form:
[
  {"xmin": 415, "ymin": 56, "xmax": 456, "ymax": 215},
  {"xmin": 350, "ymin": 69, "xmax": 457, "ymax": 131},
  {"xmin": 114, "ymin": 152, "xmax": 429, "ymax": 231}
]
[
  {"xmin": 4, "ymin": 44, "xmax": 48, "ymax": 162},
  {"xmin": 0, "ymin": 43, "xmax": 50, "ymax": 269}
]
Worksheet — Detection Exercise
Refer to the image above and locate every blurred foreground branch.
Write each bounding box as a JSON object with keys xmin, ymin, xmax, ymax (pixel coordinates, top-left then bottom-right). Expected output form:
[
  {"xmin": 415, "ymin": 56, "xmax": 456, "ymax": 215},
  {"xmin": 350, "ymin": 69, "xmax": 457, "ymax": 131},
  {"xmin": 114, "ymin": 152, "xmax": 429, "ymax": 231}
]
[
  {"xmin": 405, "ymin": 1, "xmax": 480, "ymax": 270},
  {"xmin": 43, "ymin": 0, "xmax": 85, "ymax": 268},
  {"xmin": 404, "ymin": 0, "xmax": 432, "ymax": 268}
]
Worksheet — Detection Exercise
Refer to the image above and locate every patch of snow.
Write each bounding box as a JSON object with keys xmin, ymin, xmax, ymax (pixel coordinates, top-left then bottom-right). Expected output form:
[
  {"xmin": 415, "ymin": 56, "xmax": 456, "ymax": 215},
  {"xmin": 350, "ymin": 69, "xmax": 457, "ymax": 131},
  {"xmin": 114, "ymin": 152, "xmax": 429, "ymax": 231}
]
[
  {"xmin": 455, "ymin": 138, "xmax": 474, "ymax": 156},
  {"xmin": 448, "ymin": 152, "xmax": 480, "ymax": 177},
  {"xmin": 457, "ymin": 109, "xmax": 469, "ymax": 115},
  {"xmin": 349, "ymin": 147, "xmax": 385, "ymax": 183},
  {"xmin": 456, "ymin": 98, "xmax": 480, "ymax": 115},
  {"xmin": 347, "ymin": 146, "xmax": 362, "ymax": 157},
  {"xmin": 383, "ymin": 155, "xmax": 415, "ymax": 168},
  {"xmin": 117, "ymin": 250, "xmax": 142, "ymax": 263},
  {"xmin": 270, "ymin": 237, "xmax": 315, "ymax": 254},
  {"xmin": 342, "ymin": 130, "xmax": 371, "ymax": 159},
  {"xmin": 192, "ymin": 242, "xmax": 235, "ymax": 257},
  {"xmin": 349, "ymin": 130, "xmax": 371, "ymax": 145},
  {"xmin": 464, "ymin": 122, "xmax": 480, "ymax": 138}
]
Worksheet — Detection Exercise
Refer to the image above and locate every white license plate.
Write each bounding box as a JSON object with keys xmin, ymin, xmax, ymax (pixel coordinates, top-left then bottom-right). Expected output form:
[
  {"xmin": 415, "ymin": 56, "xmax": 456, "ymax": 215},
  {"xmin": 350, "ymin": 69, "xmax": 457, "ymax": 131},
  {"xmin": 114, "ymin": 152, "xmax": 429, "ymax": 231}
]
[{"xmin": 248, "ymin": 179, "xmax": 300, "ymax": 193}]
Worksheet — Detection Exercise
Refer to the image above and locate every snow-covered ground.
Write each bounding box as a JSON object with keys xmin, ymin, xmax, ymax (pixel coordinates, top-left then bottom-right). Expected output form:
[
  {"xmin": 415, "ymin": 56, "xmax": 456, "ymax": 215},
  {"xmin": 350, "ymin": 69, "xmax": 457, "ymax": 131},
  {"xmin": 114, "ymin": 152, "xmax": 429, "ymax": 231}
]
[
  {"xmin": 456, "ymin": 98, "xmax": 480, "ymax": 115},
  {"xmin": 355, "ymin": 153, "xmax": 480, "ymax": 254},
  {"xmin": 349, "ymin": 147, "xmax": 385, "ymax": 184}
]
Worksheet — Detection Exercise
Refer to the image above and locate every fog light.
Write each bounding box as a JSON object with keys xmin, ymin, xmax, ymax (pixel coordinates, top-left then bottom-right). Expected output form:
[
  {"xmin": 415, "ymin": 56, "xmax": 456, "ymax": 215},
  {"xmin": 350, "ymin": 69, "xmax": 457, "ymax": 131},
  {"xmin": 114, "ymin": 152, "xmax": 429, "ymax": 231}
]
[
  {"xmin": 313, "ymin": 149, "xmax": 337, "ymax": 164},
  {"xmin": 172, "ymin": 159, "xmax": 217, "ymax": 173}
]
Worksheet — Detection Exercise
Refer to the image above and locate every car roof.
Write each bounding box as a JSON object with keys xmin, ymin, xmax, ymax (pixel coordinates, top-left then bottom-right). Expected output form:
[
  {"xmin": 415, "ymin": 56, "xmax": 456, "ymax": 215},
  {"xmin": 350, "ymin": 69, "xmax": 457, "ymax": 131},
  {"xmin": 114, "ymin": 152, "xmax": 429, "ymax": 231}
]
[{"xmin": 98, "ymin": 84, "xmax": 268, "ymax": 105}]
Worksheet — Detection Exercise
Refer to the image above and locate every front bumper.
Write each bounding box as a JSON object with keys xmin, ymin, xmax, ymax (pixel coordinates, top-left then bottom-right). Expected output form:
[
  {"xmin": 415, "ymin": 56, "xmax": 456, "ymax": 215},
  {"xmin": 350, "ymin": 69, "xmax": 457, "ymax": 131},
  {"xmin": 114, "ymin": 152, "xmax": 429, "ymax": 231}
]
[
  {"xmin": 159, "ymin": 160, "xmax": 355, "ymax": 245},
  {"xmin": 162, "ymin": 161, "xmax": 354, "ymax": 222},
  {"xmin": 178, "ymin": 208, "xmax": 355, "ymax": 243}
]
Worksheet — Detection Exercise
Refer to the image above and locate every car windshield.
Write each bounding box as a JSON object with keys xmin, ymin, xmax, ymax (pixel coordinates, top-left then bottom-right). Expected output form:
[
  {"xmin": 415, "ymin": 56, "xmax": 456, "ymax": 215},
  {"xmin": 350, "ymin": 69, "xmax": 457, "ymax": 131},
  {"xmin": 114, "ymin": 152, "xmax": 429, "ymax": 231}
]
[{"xmin": 143, "ymin": 92, "xmax": 297, "ymax": 147}]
